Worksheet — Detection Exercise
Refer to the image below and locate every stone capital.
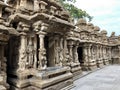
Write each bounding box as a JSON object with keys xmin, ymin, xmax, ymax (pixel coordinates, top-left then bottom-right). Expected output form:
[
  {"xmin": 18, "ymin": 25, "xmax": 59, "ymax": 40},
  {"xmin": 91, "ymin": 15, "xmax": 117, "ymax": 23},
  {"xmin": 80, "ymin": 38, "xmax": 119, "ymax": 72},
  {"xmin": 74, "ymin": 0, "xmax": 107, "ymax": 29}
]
[
  {"xmin": 41, "ymin": 23, "xmax": 49, "ymax": 31},
  {"xmin": 37, "ymin": 31, "xmax": 47, "ymax": 36}
]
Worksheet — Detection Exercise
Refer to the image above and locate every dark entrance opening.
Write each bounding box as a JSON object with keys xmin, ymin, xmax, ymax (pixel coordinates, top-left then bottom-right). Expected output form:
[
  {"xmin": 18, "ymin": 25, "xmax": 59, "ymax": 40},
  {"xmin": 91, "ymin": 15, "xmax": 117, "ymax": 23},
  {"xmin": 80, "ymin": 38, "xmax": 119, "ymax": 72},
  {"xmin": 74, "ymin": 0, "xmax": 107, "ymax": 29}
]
[
  {"xmin": 44, "ymin": 36, "xmax": 49, "ymax": 67},
  {"xmin": 77, "ymin": 47, "xmax": 84, "ymax": 69}
]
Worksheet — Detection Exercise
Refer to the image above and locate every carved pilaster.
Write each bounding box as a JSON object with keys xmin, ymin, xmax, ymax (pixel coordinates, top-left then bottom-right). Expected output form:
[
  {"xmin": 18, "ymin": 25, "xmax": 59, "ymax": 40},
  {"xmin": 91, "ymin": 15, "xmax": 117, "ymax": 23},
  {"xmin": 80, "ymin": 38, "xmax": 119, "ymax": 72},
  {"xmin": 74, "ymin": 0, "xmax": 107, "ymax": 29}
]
[
  {"xmin": 54, "ymin": 35, "xmax": 60, "ymax": 66},
  {"xmin": 17, "ymin": 32, "xmax": 27, "ymax": 71},
  {"xmin": 33, "ymin": 36, "xmax": 37, "ymax": 69},
  {"xmin": 87, "ymin": 44, "xmax": 97, "ymax": 70},
  {"xmin": 59, "ymin": 38, "xmax": 64, "ymax": 66},
  {"xmin": 63, "ymin": 39, "xmax": 69, "ymax": 66},
  {"xmin": 68, "ymin": 41, "xmax": 74, "ymax": 64},
  {"xmin": 73, "ymin": 44, "xmax": 79, "ymax": 63},
  {"xmin": 100, "ymin": 45, "xmax": 103, "ymax": 60},
  {"xmin": 102, "ymin": 46, "xmax": 106, "ymax": 64},
  {"xmin": 88, "ymin": 44, "xmax": 92, "ymax": 63},
  {"xmin": 38, "ymin": 32, "xmax": 47, "ymax": 70},
  {"xmin": 96, "ymin": 45, "xmax": 101, "ymax": 67}
]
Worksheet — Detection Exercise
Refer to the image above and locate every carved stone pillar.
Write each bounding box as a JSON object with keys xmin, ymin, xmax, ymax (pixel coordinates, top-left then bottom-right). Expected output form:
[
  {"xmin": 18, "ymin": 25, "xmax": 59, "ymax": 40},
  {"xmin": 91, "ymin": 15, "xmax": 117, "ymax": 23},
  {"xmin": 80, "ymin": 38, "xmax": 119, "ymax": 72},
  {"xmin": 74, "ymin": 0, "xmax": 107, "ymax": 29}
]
[
  {"xmin": 87, "ymin": 44, "xmax": 92, "ymax": 68},
  {"xmin": 88, "ymin": 44, "xmax": 97, "ymax": 70},
  {"xmin": 96, "ymin": 45, "xmax": 100, "ymax": 67},
  {"xmin": 27, "ymin": 37, "xmax": 33, "ymax": 67},
  {"xmin": 70, "ymin": 42, "xmax": 82, "ymax": 77},
  {"xmin": 103, "ymin": 46, "xmax": 106, "ymax": 65},
  {"xmin": 59, "ymin": 38, "xmax": 63, "ymax": 66},
  {"xmin": 73, "ymin": 45, "xmax": 79, "ymax": 63},
  {"xmin": 83, "ymin": 45, "xmax": 88, "ymax": 70},
  {"xmin": 68, "ymin": 40, "xmax": 74, "ymax": 65},
  {"xmin": 99, "ymin": 45, "xmax": 104, "ymax": 67},
  {"xmin": 54, "ymin": 35, "xmax": 60, "ymax": 66},
  {"xmin": 33, "ymin": 36, "xmax": 37, "ymax": 69},
  {"xmin": 18, "ymin": 32, "xmax": 27, "ymax": 71},
  {"xmin": 108, "ymin": 47, "xmax": 112, "ymax": 63},
  {"xmin": 102, "ymin": 46, "xmax": 106, "ymax": 65},
  {"xmin": 63, "ymin": 39, "xmax": 69, "ymax": 66},
  {"xmin": 68, "ymin": 45, "xmax": 73, "ymax": 64},
  {"xmin": 91, "ymin": 46, "xmax": 95, "ymax": 61},
  {"xmin": 38, "ymin": 32, "xmax": 47, "ymax": 70},
  {"xmin": 100, "ymin": 46, "xmax": 103, "ymax": 60}
]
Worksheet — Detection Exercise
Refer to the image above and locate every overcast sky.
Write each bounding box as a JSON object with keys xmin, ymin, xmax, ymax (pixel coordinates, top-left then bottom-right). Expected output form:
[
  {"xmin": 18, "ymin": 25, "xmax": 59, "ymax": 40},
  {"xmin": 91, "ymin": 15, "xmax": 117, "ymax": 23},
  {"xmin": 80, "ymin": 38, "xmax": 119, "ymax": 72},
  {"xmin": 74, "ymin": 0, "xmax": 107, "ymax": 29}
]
[{"xmin": 74, "ymin": 0, "xmax": 120, "ymax": 36}]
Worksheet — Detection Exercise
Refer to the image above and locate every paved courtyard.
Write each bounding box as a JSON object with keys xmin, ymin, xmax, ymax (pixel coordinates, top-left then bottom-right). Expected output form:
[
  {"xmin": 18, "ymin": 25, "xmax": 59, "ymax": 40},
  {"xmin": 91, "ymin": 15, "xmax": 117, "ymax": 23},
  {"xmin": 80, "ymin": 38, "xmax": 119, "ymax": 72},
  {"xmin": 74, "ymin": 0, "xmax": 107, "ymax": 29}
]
[{"xmin": 71, "ymin": 65, "xmax": 120, "ymax": 90}]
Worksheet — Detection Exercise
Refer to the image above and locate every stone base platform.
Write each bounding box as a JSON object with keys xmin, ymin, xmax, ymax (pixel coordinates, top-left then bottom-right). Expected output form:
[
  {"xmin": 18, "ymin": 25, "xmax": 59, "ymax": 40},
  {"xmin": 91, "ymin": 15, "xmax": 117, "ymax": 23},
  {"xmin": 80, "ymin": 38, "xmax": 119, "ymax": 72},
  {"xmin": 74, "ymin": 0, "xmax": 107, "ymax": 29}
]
[
  {"xmin": 103, "ymin": 59, "xmax": 109, "ymax": 65},
  {"xmin": 0, "ymin": 74, "xmax": 9, "ymax": 90},
  {"xmin": 8, "ymin": 67, "xmax": 73, "ymax": 90},
  {"xmin": 70, "ymin": 63, "xmax": 82, "ymax": 80},
  {"xmin": 104, "ymin": 60, "xmax": 110, "ymax": 65},
  {"xmin": 88, "ymin": 61, "xmax": 97, "ymax": 71},
  {"xmin": 96, "ymin": 59, "xmax": 104, "ymax": 68},
  {"xmin": 88, "ymin": 65, "xmax": 97, "ymax": 71}
]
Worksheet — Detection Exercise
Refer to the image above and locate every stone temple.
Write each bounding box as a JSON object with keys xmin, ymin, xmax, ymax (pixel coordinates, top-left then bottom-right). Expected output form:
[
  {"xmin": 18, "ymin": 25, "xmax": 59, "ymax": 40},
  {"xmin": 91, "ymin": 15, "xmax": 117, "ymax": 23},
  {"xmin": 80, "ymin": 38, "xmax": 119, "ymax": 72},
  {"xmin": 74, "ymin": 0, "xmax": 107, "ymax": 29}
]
[{"xmin": 0, "ymin": 0, "xmax": 120, "ymax": 90}]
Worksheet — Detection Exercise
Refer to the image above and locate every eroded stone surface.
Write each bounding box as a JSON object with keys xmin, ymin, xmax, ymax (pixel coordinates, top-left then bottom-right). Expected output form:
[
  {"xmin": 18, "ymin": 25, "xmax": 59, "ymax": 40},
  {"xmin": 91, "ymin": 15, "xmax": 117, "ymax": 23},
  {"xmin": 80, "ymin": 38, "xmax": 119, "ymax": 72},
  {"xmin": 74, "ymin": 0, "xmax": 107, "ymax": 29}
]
[
  {"xmin": 72, "ymin": 65, "xmax": 120, "ymax": 90},
  {"xmin": 0, "ymin": 0, "xmax": 120, "ymax": 90}
]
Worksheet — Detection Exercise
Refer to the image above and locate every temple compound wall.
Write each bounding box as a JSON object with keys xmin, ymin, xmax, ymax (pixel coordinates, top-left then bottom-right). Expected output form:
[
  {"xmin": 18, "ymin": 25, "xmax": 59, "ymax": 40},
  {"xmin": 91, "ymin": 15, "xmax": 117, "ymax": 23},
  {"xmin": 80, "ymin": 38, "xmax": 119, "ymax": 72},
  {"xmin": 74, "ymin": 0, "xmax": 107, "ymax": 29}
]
[{"xmin": 0, "ymin": 0, "xmax": 120, "ymax": 90}]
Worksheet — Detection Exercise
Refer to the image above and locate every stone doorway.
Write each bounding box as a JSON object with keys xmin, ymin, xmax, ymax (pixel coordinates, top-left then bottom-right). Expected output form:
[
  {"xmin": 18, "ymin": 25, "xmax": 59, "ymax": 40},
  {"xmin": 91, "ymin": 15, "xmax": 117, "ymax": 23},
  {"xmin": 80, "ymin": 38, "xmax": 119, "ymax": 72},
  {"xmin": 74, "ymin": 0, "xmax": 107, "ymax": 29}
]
[
  {"xmin": 44, "ymin": 36, "xmax": 49, "ymax": 67},
  {"xmin": 44, "ymin": 35, "xmax": 55, "ymax": 67},
  {"xmin": 77, "ymin": 47, "xmax": 84, "ymax": 70}
]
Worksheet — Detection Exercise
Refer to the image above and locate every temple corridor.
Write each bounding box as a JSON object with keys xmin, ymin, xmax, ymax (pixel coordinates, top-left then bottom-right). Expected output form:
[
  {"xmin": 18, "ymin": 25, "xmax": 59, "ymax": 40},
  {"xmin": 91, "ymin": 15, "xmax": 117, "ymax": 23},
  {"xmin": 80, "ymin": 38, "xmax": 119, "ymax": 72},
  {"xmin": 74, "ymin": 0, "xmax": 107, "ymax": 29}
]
[{"xmin": 71, "ymin": 65, "xmax": 120, "ymax": 90}]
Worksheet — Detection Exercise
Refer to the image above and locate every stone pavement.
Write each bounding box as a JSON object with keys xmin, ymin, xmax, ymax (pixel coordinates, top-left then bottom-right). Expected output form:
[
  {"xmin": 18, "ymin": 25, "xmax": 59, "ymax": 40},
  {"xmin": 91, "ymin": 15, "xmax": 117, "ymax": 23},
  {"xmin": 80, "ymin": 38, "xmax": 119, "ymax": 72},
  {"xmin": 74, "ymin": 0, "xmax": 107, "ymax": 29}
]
[{"xmin": 71, "ymin": 65, "xmax": 120, "ymax": 90}]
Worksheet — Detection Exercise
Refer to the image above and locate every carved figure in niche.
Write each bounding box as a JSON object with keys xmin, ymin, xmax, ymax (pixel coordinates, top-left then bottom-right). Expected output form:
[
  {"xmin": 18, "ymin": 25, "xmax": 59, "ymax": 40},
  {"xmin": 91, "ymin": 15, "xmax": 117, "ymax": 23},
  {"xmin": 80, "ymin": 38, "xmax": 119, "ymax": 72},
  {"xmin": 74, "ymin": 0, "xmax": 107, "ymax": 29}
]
[
  {"xmin": 54, "ymin": 38, "xmax": 61, "ymax": 66},
  {"xmin": 26, "ymin": 38, "xmax": 34, "ymax": 68},
  {"xmin": 18, "ymin": 49, "xmax": 27, "ymax": 71},
  {"xmin": 54, "ymin": 46, "xmax": 60, "ymax": 65},
  {"xmin": 59, "ymin": 48, "xmax": 63, "ymax": 66},
  {"xmin": 18, "ymin": 60, "xmax": 26, "ymax": 71},
  {"xmin": 38, "ymin": 49, "xmax": 47, "ymax": 70}
]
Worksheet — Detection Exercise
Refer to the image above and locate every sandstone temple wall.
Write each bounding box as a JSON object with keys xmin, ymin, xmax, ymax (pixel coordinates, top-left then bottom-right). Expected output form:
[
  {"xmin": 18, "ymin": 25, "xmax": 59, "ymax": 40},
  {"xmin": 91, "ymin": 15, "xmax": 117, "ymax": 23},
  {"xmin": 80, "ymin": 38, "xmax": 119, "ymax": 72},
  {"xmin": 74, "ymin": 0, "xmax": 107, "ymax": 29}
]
[{"xmin": 0, "ymin": 0, "xmax": 120, "ymax": 90}]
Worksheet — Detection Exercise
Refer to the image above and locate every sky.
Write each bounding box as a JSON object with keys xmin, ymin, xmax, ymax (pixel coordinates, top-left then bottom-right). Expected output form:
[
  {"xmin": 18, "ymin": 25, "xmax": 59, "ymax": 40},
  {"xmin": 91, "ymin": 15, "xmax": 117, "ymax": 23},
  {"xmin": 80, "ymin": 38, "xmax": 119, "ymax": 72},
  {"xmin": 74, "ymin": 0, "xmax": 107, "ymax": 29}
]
[{"xmin": 74, "ymin": 0, "xmax": 120, "ymax": 36}]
